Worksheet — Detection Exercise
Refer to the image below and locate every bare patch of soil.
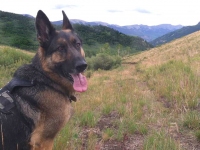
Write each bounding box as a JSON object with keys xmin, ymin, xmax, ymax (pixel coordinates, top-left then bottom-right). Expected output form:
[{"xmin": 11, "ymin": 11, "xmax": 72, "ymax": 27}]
[
  {"xmin": 158, "ymin": 96, "xmax": 172, "ymax": 108},
  {"xmin": 96, "ymin": 111, "xmax": 120, "ymax": 130},
  {"xmin": 79, "ymin": 111, "xmax": 144, "ymax": 150},
  {"xmin": 96, "ymin": 134, "xmax": 144, "ymax": 150}
]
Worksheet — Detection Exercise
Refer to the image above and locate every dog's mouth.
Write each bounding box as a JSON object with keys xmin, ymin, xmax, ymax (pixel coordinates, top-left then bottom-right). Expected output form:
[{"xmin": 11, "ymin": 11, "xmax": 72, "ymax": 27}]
[{"xmin": 66, "ymin": 73, "xmax": 87, "ymax": 92}]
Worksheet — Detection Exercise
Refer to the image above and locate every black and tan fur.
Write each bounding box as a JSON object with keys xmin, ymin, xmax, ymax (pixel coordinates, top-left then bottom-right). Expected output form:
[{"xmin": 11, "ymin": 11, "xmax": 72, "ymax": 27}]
[{"xmin": 0, "ymin": 10, "xmax": 87, "ymax": 150}]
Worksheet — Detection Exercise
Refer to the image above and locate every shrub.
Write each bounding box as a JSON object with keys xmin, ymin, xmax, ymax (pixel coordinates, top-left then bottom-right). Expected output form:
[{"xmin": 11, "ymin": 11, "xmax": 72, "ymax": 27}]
[{"xmin": 86, "ymin": 53, "xmax": 121, "ymax": 71}]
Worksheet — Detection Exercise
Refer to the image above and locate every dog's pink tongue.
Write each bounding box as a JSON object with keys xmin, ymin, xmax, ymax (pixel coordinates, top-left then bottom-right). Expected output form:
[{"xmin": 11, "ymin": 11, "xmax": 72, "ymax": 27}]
[{"xmin": 71, "ymin": 73, "xmax": 87, "ymax": 92}]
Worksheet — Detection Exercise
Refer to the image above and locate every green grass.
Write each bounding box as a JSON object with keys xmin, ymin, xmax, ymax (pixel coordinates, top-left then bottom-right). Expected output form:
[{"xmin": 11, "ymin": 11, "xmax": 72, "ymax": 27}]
[
  {"xmin": 125, "ymin": 119, "xmax": 148, "ymax": 135},
  {"xmin": 195, "ymin": 130, "xmax": 200, "ymax": 141},
  {"xmin": 78, "ymin": 111, "xmax": 98, "ymax": 127},
  {"xmin": 143, "ymin": 131, "xmax": 180, "ymax": 150},
  {"xmin": 102, "ymin": 104, "xmax": 114, "ymax": 115},
  {"xmin": 183, "ymin": 110, "xmax": 200, "ymax": 130},
  {"xmin": 102, "ymin": 128, "xmax": 115, "ymax": 141},
  {"xmin": 54, "ymin": 122, "xmax": 77, "ymax": 149}
]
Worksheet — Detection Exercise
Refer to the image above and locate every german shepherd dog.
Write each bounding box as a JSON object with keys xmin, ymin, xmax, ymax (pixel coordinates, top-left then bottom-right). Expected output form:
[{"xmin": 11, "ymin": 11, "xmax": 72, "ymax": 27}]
[{"xmin": 0, "ymin": 10, "xmax": 87, "ymax": 149}]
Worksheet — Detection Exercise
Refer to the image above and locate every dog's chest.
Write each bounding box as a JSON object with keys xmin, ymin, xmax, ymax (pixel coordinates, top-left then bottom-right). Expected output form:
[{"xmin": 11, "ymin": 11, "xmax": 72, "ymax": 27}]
[
  {"xmin": 30, "ymin": 90, "xmax": 74, "ymax": 143},
  {"xmin": 39, "ymin": 89, "xmax": 74, "ymax": 124}
]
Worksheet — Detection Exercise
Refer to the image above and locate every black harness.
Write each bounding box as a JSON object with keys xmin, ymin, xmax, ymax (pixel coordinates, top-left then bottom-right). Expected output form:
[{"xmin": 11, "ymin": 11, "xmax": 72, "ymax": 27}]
[
  {"xmin": 0, "ymin": 77, "xmax": 77, "ymax": 114},
  {"xmin": 0, "ymin": 78, "xmax": 34, "ymax": 114}
]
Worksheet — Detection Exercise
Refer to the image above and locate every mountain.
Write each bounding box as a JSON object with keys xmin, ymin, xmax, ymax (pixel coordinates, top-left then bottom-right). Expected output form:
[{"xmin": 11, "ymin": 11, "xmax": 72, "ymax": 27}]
[
  {"xmin": 53, "ymin": 20, "xmax": 110, "ymax": 26},
  {"xmin": 150, "ymin": 22, "xmax": 200, "ymax": 46},
  {"xmin": 22, "ymin": 14, "xmax": 34, "ymax": 18},
  {"xmin": 53, "ymin": 19, "xmax": 89, "ymax": 25},
  {"xmin": 52, "ymin": 20, "xmax": 183, "ymax": 42},
  {"xmin": 110, "ymin": 24, "xmax": 183, "ymax": 42}
]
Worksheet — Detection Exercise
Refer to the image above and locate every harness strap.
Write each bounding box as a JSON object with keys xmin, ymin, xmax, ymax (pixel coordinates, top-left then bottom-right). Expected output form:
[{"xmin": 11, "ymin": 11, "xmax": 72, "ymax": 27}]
[
  {"xmin": 1, "ymin": 77, "xmax": 34, "ymax": 92},
  {"xmin": 0, "ymin": 78, "xmax": 35, "ymax": 114}
]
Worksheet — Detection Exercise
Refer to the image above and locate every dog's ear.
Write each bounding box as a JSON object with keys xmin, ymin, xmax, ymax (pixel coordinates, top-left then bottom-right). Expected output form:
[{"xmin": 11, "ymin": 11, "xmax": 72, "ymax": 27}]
[
  {"xmin": 35, "ymin": 10, "xmax": 55, "ymax": 47},
  {"xmin": 62, "ymin": 10, "xmax": 73, "ymax": 30}
]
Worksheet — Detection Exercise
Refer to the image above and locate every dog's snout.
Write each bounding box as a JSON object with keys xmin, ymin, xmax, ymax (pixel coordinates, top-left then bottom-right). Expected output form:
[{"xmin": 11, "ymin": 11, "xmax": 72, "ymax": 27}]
[{"xmin": 75, "ymin": 61, "xmax": 87, "ymax": 73}]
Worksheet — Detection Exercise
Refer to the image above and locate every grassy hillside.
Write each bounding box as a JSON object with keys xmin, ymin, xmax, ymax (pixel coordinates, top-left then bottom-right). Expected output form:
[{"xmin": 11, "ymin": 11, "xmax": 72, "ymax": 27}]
[
  {"xmin": 0, "ymin": 11, "xmax": 38, "ymax": 50},
  {"xmin": 0, "ymin": 45, "xmax": 33, "ymax": 87},
  {"xmin": 72, "ymin": 24, "xmax": 153, "ymax": 52},
  {"xmin": 1, "ymin": 29, "xmax": 200, "ymax": 149}
]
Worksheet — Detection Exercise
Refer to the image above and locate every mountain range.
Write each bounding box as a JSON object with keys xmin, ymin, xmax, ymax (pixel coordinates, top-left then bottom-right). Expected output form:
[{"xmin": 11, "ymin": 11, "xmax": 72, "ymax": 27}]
[
  {"xmin": 0, "ymin": 10, "xmax": 152, "ymax": 55},
  {"xmin": 25, "ymin": 14, "xmax": 200, "ymax": 47},
  {"xmin": 150, "ymin": 22, "xmax": 200, "ymax": 46},
  {"xmin": 53, "ymin": 20, "xmax": 183, "ymax": 42},
  {"xmin": 1, "ymin": 10, "xmax": 200, "ymax": 50}
]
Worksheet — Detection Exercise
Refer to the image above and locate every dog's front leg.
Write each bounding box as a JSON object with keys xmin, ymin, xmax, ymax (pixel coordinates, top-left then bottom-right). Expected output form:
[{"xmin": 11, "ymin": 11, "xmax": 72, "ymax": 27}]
[{"xmin": 30, "ymin": 126, "xmax": 54, "ymax": 150}]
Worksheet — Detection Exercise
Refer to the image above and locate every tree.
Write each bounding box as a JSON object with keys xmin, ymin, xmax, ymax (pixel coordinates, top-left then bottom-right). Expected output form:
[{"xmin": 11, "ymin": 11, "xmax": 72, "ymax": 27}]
[
  {"xmin": 100, "ymin": 43, "xmax": 110, "ymax": 54},
  {"xmin": 126, "ymin": 46, "xmax": 131, "ymax": 56},
  {"xmin": 117, "ymin": 44, "xmax": 122, "ymax": 56}
]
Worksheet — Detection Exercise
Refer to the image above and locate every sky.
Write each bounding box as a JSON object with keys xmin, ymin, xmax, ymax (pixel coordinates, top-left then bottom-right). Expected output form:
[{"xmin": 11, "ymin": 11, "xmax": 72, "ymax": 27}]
[{"xmin": 1, "ymin": 0, "xmax": 200, "ymax": 26}]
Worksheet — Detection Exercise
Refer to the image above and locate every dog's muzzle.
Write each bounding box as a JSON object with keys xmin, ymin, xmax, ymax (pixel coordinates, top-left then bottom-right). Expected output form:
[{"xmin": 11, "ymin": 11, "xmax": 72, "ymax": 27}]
[{"xmin": 75, "ymin": 60, "xmax": 87, "ymax": 73}]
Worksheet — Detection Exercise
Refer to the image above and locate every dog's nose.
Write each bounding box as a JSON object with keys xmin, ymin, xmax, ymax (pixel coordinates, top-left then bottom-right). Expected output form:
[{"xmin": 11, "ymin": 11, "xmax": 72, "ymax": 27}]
[{"xmin": 75, "ymin": 61, "xmax": 87, "ymax": 73}]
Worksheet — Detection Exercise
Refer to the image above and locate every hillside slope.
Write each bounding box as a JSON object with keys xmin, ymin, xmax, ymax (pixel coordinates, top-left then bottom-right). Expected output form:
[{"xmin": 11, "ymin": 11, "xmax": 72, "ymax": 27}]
[
  {"xmin": 72, "ymin": 24, "xmax": 153, "ymax": 50},
  {"xmin": 0, "ymin": 45, "xmax": 34, "ymax": 87},
  {"xmin": 151, "ymin": 22, "xmax": 200, "ymax": 46},
  {"xmin": 54, "ymin": 31, "xmax": 200, "ymax": 149},
  {"xmin": 0, "ymin": 11, "xmax": 38, "ymax": 50}
]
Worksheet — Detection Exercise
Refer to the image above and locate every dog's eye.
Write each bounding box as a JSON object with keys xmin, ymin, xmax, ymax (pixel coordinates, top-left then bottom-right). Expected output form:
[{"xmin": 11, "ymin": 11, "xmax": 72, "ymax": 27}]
[
  {"xmin": 57, "ymin": 46, "xmax": 64, "ymax": 52},
  {"xmin": 76, "ymin": 43, "xmax": 81, "ymax": 49}
]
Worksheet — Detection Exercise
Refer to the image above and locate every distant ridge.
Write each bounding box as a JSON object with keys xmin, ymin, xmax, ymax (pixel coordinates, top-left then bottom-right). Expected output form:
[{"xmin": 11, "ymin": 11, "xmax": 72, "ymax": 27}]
[
  {"xmin": 109, "ymin": 24, "xmax": 182, "ymax": 42},
  {"xmin": 22, "ymin": 14, "xmax": 34, "ymax": 18},
  {"xmin": 52, "ymin": 20, "xmax": 183, "ymax": 42},
  {"xmin": 150, "ymin": 22, "xmax": 200, "ymax": 46}
]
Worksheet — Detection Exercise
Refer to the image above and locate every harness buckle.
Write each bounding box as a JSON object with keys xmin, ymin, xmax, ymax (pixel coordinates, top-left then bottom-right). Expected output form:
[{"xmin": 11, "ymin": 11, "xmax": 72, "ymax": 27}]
[{"xmin": 0, "ymin": 90, "xmax": 15, "ymax": 114}]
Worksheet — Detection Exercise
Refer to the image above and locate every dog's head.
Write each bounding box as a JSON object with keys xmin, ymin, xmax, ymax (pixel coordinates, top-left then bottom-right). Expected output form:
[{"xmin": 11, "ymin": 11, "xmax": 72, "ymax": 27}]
[{"xmin": 35, "ymin": 10, "xmax": 87, "ymax": 92}]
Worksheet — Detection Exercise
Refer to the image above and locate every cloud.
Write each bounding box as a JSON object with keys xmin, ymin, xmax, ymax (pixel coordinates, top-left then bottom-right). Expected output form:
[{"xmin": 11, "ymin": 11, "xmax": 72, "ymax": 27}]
[
  {"xmin": 54, "ymin": 4, "xmax": 78, "ymax": 9},
  {"xmin": 107, "ymin": 10, "xmax": 123, "ymax": 13},
  {"xmin": 135, "ymin": 8, "xmax": 151, "ymax": 14},
  {"xmin": 107, "ymin": 8, "xmax": 151, "ymax": 14}
]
